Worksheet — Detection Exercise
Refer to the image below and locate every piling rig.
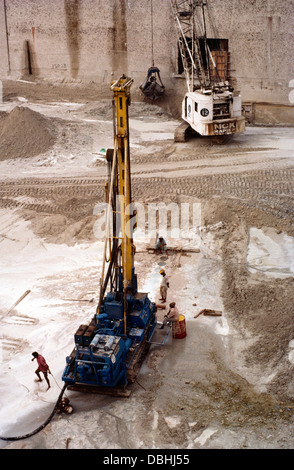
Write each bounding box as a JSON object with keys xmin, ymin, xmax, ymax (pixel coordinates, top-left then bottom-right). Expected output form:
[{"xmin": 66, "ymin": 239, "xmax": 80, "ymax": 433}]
[
  {"xmin": 62, "ymin": 76, "xmax": 157, "ymax": 395},
  {"xmin": 170, "ymin": 0, "xmax": 245, "ymax": 141}
]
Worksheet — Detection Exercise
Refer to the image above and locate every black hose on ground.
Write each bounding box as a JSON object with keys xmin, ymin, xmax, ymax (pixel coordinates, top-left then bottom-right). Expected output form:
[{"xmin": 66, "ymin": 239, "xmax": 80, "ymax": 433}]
[{"xmin": 0, "ymin": 384, "xmax": 67, "ymax": 442}]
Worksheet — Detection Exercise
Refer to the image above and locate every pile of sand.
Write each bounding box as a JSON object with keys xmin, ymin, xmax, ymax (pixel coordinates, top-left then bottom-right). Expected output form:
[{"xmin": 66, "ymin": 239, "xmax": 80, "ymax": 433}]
[
  {"xmin": 81, "ymin": 99, "xmax": 172, "ymax": 121},
  {"xmin": 0, "ymin": 106, "xmax": 56, "ymax": 160}
]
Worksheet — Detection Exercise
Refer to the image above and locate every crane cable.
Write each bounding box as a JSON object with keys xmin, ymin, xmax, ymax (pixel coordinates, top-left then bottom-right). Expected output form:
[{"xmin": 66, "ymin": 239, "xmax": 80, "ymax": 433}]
[
  {"xmin": 97, "ymin": 141, "xmax": 117, "ymax": 314},
  {"xmin": 0, "ymin": 383, "xmax": 67, "ymax": 442},
  {"xmin": 151, "ymin": 0, "xmax": 154, "ymax": 66}
]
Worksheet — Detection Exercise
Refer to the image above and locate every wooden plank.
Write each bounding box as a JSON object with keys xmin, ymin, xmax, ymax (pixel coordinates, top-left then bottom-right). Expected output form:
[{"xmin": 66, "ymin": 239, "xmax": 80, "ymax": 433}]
[
  {"xmin": 145, "ymin": 247, "xmax": 200, "ymax": 253},
  {"xmin": 3, "ymin": 290, "xmax": 31, "ymax": 318},
  {"xmin": 194, "ymin": 309, "xmax": 222, "ymax": 318}
]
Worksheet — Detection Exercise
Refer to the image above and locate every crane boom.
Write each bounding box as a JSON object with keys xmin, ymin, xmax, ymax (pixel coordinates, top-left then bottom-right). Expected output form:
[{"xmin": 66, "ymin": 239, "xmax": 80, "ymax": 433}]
[{"xmin": 170, "ymin": 0, "xmax": 210, "ymax": 91}]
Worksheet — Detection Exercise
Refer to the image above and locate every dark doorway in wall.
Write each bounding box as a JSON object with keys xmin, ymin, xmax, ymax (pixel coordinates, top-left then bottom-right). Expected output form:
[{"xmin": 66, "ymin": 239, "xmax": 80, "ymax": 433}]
[
  {"xmin": 177, "ymin": 37, "xmax": 230, "ymax": 81},
  {"xmin": 205, "ymin": 38, "xmax": 229, "ymax": 81},
  {"xmin": 206, "ymin": 38, "xmax": 229, "ymax": 52}
]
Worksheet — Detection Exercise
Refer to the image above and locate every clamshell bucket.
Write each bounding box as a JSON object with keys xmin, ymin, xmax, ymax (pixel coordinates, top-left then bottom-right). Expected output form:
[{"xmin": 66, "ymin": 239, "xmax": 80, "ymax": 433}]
[{"xmin": 140, "ymin": 66, "xmax": 165, "ymax": 101}]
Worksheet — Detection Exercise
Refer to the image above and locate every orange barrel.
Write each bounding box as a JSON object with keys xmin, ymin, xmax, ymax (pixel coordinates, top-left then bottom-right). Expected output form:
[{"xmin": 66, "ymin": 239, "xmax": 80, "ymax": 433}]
[{"xmin": 172, "ymin": 314, "xmax": 187, "ymax": 339}]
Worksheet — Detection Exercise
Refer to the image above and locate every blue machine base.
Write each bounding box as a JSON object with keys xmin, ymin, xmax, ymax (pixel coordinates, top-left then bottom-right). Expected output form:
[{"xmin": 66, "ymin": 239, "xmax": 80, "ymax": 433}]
[{"xmin": 62, "ymin": 292, "xmax": 157, "ymax": 389}]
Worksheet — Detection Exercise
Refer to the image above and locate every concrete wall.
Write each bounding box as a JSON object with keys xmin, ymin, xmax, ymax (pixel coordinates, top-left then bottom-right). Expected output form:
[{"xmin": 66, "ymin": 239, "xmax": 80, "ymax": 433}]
[
  {"xmin": 0, "ymin": 0, "xmax": 10, "ymax": 76},
  {"xmin": 0, "ymin": 0, "xmax": 293, "ymax": 122},
  {"xmin": 204, "ymin": 0, "xmax": 294, "ymax": 106}
]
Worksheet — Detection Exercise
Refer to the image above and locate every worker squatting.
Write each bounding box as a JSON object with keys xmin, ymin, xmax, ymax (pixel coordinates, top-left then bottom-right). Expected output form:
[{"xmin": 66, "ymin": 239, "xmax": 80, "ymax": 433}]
[{"xmin": 102, "ymin": 454, "xmax": 189, "ymax": 466}]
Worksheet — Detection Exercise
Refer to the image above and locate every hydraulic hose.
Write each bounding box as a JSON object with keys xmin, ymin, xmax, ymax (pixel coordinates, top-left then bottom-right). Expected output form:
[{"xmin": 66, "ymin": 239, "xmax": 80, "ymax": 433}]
[{"xmin": 0, "ymin": 384, "xmax": 67, "ymax": 442}]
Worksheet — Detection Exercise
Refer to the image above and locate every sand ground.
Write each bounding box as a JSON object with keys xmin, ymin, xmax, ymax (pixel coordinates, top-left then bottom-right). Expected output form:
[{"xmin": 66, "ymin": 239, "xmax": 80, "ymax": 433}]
[{"xmin": 0, "ymin": 79, "xmax": 294, "ymax": 449}]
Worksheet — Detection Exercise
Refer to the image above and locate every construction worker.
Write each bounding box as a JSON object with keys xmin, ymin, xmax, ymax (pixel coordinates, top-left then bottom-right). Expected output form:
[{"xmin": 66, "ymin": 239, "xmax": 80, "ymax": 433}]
[
  {"xmin": 155, "ymin": 236, "xmax": 168, "ymax": 256},
  {"xmin": 32, "ymin": 352, "xmax": 51, "ymax": 390},
  {"xmin": 159, "ymin": 302, "xmax": 180, "ymax": 329},
  {"xmin": 159, "ymin": 269, "xmax": 169, "ymax": 303}
]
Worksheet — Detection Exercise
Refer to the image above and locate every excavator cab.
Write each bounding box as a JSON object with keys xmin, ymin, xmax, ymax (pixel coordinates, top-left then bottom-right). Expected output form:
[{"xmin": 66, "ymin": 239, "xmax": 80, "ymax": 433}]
[{"xmin": 140, "ymin": 66, "xmax": 165, "ymax": 101}]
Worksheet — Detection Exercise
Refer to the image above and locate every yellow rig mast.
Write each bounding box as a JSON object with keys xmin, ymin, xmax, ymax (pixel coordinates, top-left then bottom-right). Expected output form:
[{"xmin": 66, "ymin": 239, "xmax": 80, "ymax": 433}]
[
  {"xmin": 98, "ymin": 75, "xmax": 137, "ymax": 333},
  {"xmin": 111, "ymin": 75, "xmax": 135, "ymax": 289}
]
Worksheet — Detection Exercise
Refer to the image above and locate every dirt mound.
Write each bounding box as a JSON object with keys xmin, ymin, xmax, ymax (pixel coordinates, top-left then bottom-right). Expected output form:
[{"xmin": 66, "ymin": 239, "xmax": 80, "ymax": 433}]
[
  {"xmin": 81, "ymin": 99, "xmax": 172, "ymax": 121},
  {"xmin": 0, "ymin": 106, "xmax": 56, "ymax": 160}
]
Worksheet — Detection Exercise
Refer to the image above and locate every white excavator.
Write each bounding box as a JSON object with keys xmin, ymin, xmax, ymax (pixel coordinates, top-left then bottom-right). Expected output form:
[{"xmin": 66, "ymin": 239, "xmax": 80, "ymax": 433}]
[{"xmin": 170, "ymin": 0, "xmax": 245, "ymax": 142}]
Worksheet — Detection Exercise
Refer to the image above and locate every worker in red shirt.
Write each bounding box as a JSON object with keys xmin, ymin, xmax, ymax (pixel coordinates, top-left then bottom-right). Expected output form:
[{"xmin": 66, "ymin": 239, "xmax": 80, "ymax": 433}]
[{"xmin": 32, "ymin": 352, "xmax": 51, "ymax": 390}]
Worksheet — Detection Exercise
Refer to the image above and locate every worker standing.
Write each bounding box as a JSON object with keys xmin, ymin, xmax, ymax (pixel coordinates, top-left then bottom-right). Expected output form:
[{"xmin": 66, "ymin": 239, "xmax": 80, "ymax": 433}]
[
  {"xmin": 32, "ymin": 352, "xmax": 51, "ymax": 390},
  {"xmin": 159, "ymin": 269, "xmax": 169, "ymax": 303},
  {"xmin": 159, "ymin": 302, "xmax": 180, "ymax": 329}
]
